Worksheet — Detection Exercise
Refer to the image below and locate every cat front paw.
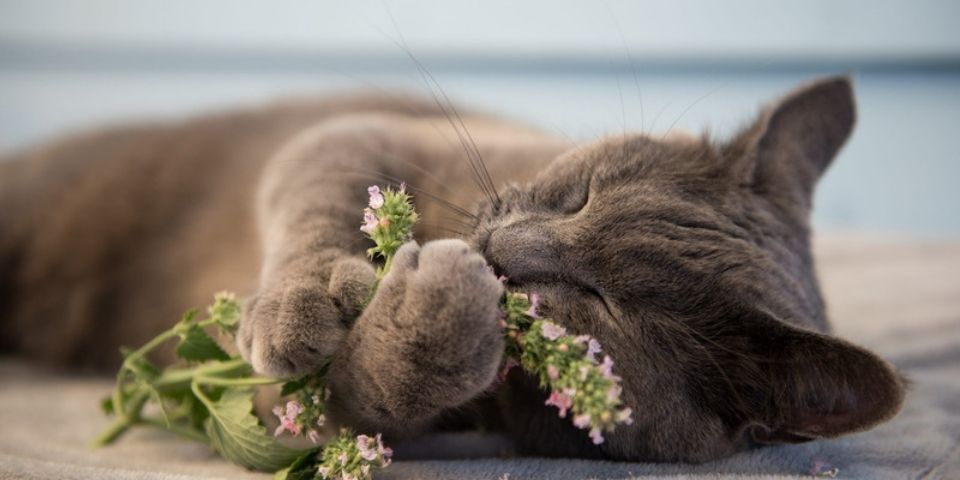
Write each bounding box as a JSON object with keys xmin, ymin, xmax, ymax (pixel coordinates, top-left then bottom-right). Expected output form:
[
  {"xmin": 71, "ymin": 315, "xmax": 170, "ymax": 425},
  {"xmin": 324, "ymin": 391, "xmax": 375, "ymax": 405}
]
[
  {"xmin": 369, "ymin": 239, "xmax": 506, "ymax": 393},
  {"xmin": 237, "ymin": 257, "xmax": 375, "ymax": 377}
]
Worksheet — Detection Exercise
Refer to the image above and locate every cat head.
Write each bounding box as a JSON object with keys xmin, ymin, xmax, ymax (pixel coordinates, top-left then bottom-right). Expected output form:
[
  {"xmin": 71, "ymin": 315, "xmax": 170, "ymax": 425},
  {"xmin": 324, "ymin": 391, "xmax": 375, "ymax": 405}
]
[{"xmin": 473, "ymin": 77, "xmax": 905, "ymax": 461}]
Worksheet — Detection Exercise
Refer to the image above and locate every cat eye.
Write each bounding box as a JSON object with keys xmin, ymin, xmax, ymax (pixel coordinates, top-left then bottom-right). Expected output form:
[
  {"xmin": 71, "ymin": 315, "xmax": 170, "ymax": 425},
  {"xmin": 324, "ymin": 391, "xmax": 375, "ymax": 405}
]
[{"xmin": 556, "ymin": 174, "xmax": 593, "ymax": 215}]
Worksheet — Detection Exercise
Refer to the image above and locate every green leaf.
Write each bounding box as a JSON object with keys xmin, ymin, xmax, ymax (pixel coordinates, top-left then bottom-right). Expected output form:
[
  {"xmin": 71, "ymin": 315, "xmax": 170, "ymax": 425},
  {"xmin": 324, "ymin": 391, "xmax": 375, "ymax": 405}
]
[
  {"xmin": 280, "ymin": 378, "xmax": 307, "ymax": 397},
  {"xmin": 273, "ymin": 448, "xmax": 321, "ymax": 480},
  {"xmin": 175, "ymin": 324, "xmax": 230, "ymax": 362},
  {"xmin": 197, "ymin": 386, "xmax": 304, "ymax": 472}
]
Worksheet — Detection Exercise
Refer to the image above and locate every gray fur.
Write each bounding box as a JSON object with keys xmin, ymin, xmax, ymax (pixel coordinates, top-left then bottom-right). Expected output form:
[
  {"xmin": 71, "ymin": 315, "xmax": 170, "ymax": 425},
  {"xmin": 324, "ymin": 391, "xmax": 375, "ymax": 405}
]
[{"xmin": 0, "ymin": 78, "xmax": 904, "ymax": 462}]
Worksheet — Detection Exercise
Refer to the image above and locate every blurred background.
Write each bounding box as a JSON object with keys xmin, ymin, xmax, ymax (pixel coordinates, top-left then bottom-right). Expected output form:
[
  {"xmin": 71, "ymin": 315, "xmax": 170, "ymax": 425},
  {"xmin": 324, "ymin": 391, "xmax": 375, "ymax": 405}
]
[{"xmin": 1, "ymin": 0, "xmax": 958, "ymax": 235}]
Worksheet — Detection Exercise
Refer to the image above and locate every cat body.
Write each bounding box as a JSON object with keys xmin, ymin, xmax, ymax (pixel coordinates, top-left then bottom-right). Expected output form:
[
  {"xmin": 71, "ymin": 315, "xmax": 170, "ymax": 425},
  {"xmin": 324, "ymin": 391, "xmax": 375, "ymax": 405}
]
[{"xmin": 0, "ymin": 78, "xmax": 904, "ymax": 462}]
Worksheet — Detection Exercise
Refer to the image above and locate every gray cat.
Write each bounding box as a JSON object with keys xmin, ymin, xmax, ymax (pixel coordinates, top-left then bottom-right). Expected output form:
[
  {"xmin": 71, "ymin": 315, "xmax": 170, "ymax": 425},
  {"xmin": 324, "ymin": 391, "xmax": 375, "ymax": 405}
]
[{"xmin": 0, "ymin": 76, "xmax": 904, "ymax": 462}]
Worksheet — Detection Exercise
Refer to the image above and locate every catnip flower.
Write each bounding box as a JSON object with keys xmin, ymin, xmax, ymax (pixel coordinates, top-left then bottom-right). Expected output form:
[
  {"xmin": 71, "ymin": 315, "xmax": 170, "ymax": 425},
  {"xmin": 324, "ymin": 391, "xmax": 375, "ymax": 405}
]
[
  {"xmin": 360, "ymin": 209, "xmax": 377, "ymax": 234},
  {"xmin": 367, "ymin": 186, "xmax": 384, "ymax": 209},
  {"xmin": 545, "ymin": 390, "xmax": 574, "ymax": 418},
  {"xmin": 573, "ymin": 413, "xmax": 591, "ymax": 429},
  {"xmin": 316, "ymin": 429, "xmax": 392, "ymax": 480},
  {"xmin": 359, "ymin": 185, "xmax": 419, "ymax": 281},
  {"xmin": 272, "ymin": 376, "xmax": 329, "ymax": 441},
  {"xmin": 540, "ymin": 321, "xmax": 566, "ymax": 341},
  {"xmin": 589, "ymin": 427, "xmax": 604, "ymax": 445},
  {"xmin": 273, "ymin": 400, "xmax": 303, "ymax": 437},
  {"xmin": 526, "ymin": 293, "xmax": 541, "ymax": 318}
]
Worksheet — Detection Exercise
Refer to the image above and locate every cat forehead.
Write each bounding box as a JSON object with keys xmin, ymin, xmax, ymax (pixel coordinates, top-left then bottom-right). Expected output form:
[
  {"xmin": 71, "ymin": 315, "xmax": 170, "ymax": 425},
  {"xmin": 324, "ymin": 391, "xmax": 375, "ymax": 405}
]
[{"xmin": 568, "ymin": 132, "xmax": 720, "ymax": 178}]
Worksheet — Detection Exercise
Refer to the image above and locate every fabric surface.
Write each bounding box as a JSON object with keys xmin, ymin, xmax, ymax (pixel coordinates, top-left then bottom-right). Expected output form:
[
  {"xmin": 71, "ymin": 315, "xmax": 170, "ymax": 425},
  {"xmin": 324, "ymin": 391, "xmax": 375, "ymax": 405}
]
[{"xmin": 1, "ymin": 232, "xmax": 958, "ymax": 480}]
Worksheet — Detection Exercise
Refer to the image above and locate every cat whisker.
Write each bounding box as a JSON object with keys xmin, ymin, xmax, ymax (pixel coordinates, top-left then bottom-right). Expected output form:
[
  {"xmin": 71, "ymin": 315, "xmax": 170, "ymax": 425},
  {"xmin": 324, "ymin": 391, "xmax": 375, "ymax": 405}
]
[
  {"xmin": 377, "ymin": 8, "xmax": 501, "ymax": 208},
  {"xmin": 605, "ymin": 1, "xmax": 645, "ymax": 134},
  {"xmin": 329, "ymin": 167, "xmax": 480, "ymax": 222}
]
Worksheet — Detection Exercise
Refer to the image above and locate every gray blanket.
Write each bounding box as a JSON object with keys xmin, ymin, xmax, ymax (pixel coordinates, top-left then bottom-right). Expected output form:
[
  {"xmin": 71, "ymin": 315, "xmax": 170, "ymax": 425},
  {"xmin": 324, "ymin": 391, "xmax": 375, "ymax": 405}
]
[{"xmin": 2, "ymin": 233, "xmax": 958, "ymax": 479}]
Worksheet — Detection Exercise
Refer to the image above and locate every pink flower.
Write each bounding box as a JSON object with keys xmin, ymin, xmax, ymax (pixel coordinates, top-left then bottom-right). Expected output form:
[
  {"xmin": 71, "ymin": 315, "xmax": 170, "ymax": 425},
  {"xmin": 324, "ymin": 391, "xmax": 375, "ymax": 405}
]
[
  {"xmin": 360, "ymin": 208, "xmax": 378, "ymax": 233},
  {"xmin": 526, "ymin": 293, "xmax": 541, "ymax": 318},
  {"xmin": 281, "ymin": 416, "xmax": 299, "ymax": 436},
  {"xmin": 540, "ymin": 321, "xmax": 566, "ymax": 341},
  {"xmin": 573, "ymin": 413, "xmax": 591, "ymax": 429},
  {"xmin": 589, "ymin": 427, "xmax": 604, "ymax": 444},
  {"xmin": 285, "ymin": 400, "xmax": 302, "ymax": 417},
  {"xmin": 272, "ymin": 401, "xmax": 302, "ymax": 437},
  {"xmin": 317, "ymin": 466, "xmax": 330, "ymax": 478},
  {"xmin": 545, "ymin": 389, "xmax": 573, "ymax": 418},
  {"xmin": 586, "ymin": 338, "xmax": 602, "ymax": 363},
  {"xmin": 368, "ymin": 185, "xmax": 384, "ymax": 209},
  {"xmin": 606, "ymin": 384, "xmax": 622, "ymax": 403},
  {"xmin": 617, "ymin": 408, "xmax": 634, "ymax": 425},
  {"xmin": 599, "ymin": 355, "xmax": 615, "ymax": 378},
  {"xmin": 357, "ymin": 434, "xmax": 378, "ymax": 460},
  {"xmin": 547, "ymin": 365, "xmax": 560, "ymax": 380},
  {"xmin": 377, "ymin": 433, "xmax": 393, "ymax": 466},
  {"xmin": 338, "ymin": 452, "xmax": 348, "ymax": 465},
  {"xmin": 308, "ymin": 430, "xmax": 320, "ymax": 444}
]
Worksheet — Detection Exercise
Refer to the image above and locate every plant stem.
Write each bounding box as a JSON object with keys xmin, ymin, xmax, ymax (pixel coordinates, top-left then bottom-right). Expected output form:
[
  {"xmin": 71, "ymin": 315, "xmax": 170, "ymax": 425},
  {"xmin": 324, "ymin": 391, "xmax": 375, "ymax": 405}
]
[
  {"xmin": 195, "ymin": 376, "xmax": 284, "ymax": 387},
  {"xmin": 152, "ymin": 357, "xmax": 250, "ymax": 391},
  {"xmin": 92, "ymin": 389, "xmax": 150, "ymax": 447},
  {"xmin": 91, "ymin": 418, "xmax": 132, "ymax": 447}
]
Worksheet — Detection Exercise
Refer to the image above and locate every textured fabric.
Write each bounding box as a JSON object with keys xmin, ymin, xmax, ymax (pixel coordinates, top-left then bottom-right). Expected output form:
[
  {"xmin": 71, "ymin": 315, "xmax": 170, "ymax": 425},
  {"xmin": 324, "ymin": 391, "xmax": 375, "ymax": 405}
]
[{"xmin": 2, "ymin": 232, "xmax": 958, "ymax": 479}]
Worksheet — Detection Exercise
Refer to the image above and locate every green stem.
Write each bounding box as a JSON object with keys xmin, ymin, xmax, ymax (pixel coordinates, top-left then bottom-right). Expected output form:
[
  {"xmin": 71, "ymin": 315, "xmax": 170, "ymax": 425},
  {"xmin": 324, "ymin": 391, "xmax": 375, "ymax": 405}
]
[
  {"xmin": 195, "ymin": 376, "xmax": 284, "ymax": 387},
  {"xmin": 152, "ymin": 357, "xmax": 250, "ymax": 391},
  {"xmin": 380, "ymin": 254, "xmax": 394, "ymax": 280},
  {"xmin": 92, "ymin": 389, "xmax": 150, "ymax": 447},
  {"xmin": 91, "ymin": 418, "xmax": 132, "ymax": 447}
]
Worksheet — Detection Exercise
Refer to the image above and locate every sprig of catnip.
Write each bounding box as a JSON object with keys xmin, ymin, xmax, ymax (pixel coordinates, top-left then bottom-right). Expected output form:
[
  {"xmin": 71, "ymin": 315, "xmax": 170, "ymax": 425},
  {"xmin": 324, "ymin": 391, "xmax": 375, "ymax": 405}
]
[
  {"xmin": 500, "ymin": 293, "xmax": 633, "ymax": 444},
  {"xmin": 95, "ymin": 292, "xmax": 390, "ymax": 480},
  {"xmin": 96, "ymin": 182, "xmax": 631, "ymax": 480}
]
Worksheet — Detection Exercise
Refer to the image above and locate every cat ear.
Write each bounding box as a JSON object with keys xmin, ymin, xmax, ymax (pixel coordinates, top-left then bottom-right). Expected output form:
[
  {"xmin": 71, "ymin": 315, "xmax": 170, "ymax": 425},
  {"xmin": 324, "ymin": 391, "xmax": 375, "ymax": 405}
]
[
  {"xmin": 739, "ymin": 310, "xmax": 905, "ymax": 444},
  {"xmin": 727, "ymin": 76, "xmax": 856, "ymax": 203}
]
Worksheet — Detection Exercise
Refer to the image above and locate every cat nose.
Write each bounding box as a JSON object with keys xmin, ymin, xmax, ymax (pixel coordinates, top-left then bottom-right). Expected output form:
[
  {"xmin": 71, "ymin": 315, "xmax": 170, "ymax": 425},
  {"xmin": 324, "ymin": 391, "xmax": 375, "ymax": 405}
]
[{"xmin": 484, "ymin": 221, "xmax": 563, "ymax": 282}]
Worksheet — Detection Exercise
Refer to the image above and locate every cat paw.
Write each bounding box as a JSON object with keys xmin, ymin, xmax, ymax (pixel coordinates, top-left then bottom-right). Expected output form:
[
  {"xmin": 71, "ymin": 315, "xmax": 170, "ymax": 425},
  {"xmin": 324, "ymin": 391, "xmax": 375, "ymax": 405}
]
[
  {"xmin": 237, "ymin": 257, "xmax": 375, "ymax": 377},
  {"xmin": 368, "ymin": 239, "xmax": 506, "ymax": 390}
]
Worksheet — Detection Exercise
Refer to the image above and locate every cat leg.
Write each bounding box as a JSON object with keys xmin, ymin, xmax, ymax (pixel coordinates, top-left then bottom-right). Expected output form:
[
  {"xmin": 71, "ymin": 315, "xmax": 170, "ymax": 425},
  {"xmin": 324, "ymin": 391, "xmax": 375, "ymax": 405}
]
[
  {"xmin": 326, "ymin": 240, "xmax": 505, "ymax": 437},
  {"xmin": 237, "ymin": 117, "xmax": 415, "ymax": 377}
]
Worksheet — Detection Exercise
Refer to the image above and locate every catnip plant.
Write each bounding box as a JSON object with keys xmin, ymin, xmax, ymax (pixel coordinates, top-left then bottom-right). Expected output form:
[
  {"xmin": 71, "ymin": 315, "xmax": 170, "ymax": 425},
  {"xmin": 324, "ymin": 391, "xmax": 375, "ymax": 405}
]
[{"xmin": 95, "ymin": 183, "xmax": 631, "ymax": 479}]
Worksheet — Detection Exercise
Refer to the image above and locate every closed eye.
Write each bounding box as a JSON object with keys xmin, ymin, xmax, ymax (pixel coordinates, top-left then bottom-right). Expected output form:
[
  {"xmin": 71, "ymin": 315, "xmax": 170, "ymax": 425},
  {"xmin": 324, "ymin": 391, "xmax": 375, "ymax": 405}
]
[
  {"xmin": 561, "ymin": 174, "xmax": 593, "ymax": 215},
  {"xmin": 583, "ymin": 283, "xmax": 620, "ymax": 321}
]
